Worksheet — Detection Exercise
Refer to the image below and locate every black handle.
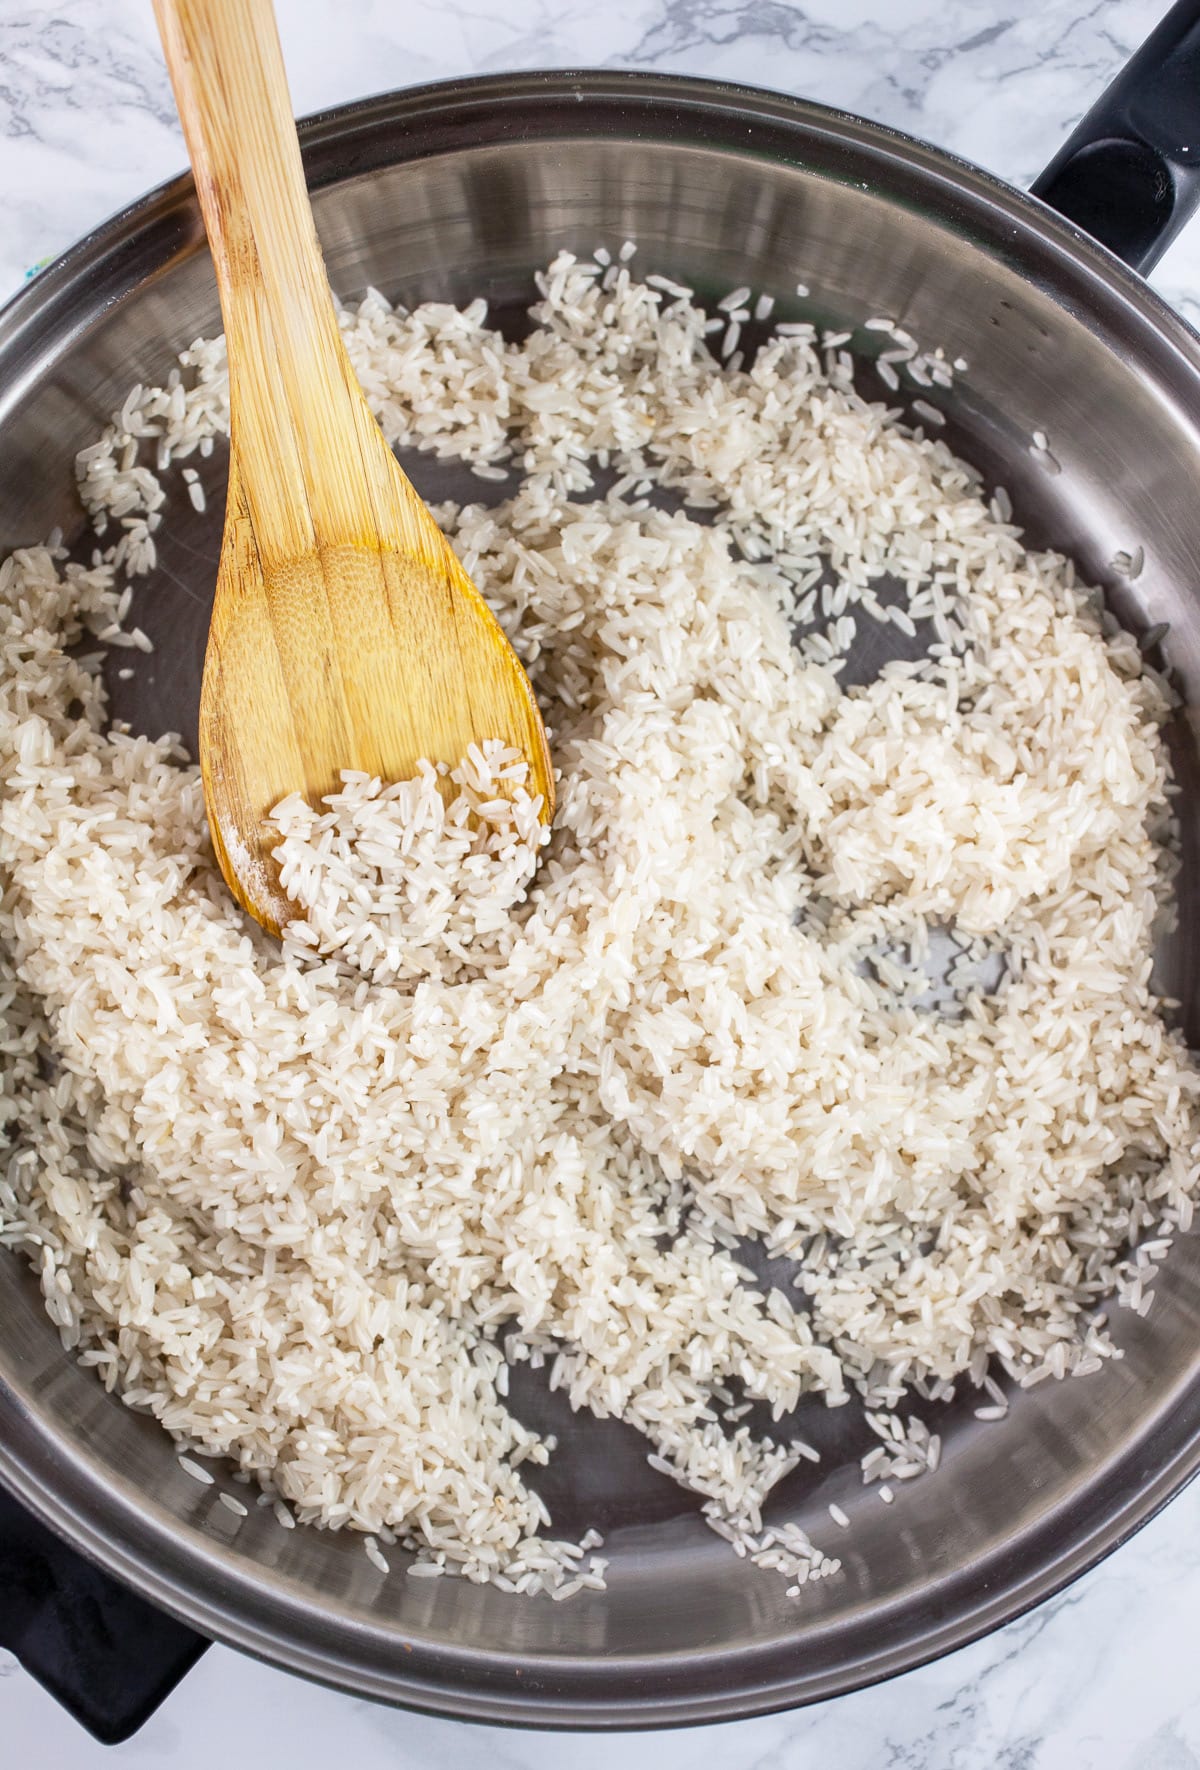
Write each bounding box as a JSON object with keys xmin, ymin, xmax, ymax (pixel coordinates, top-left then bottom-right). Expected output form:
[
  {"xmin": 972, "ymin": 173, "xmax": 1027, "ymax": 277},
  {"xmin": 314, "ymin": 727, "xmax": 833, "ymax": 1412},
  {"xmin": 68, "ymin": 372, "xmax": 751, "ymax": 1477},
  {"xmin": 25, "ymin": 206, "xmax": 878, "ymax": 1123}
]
[
  {"xmin": 1031, "ymin": 0, "xmax": 1200, "ymax": 274},
  {"xmin": 0, "ymin": 1483, "xmax": 209, "ymax": 1744}
]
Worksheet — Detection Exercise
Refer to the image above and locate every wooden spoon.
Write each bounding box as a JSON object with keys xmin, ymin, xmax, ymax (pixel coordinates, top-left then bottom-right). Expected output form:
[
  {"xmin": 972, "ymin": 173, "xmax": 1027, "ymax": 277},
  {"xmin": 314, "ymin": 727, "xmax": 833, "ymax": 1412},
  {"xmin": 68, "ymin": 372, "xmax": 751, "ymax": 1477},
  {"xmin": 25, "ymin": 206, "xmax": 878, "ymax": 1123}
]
[{"xmin": 153, "ymin": 0, "xmax": 553, "ymax": 937}]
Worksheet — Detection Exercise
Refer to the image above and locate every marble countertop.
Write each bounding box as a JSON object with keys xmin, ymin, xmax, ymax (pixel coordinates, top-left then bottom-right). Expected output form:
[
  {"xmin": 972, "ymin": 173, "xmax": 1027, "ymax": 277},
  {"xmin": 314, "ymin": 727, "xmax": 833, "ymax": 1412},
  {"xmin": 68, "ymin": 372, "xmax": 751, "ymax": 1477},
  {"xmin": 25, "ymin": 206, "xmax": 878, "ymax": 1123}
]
[{"xmin": 1, "ymin": 1, "xmax": 1198, "ymax": 1765}]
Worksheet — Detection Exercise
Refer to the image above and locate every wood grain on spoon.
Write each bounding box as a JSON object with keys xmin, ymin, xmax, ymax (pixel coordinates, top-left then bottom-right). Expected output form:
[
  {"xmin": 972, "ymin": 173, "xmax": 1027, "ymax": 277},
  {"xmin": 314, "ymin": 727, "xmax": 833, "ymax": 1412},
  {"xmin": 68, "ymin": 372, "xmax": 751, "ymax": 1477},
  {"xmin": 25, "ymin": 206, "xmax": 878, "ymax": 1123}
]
[{"xmin": 153, "ymin": 0, "xmax": 553, "ymax": 937}]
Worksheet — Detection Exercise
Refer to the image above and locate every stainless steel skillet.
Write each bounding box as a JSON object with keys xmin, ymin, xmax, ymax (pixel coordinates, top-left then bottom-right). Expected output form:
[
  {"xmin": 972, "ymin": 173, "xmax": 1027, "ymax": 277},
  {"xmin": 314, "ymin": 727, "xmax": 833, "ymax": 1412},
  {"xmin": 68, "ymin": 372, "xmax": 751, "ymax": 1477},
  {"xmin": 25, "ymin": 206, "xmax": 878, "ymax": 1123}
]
[{"xmin": 2, "ymin": 2, "xmax": 1200, "ymax": 1735}]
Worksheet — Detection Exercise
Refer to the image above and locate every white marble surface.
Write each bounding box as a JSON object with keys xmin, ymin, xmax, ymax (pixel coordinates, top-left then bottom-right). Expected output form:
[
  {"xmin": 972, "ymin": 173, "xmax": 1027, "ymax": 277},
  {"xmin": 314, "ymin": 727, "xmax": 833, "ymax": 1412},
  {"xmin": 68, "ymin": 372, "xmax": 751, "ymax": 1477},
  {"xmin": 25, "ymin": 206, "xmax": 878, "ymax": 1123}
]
[{"xmin": 2, "ymin": 0, "xmax": 1199, "ymax": 1764}]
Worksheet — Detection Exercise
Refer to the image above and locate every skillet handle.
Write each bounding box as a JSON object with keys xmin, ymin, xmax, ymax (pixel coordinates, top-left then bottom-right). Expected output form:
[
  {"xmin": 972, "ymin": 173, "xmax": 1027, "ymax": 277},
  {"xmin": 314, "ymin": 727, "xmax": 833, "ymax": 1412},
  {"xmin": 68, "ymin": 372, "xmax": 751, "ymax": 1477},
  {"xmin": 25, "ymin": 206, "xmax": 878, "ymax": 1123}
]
[
  {"xmin": 1031, "ymin": 0, "xmax": 1200, "ymax": 274},
  {"xmin": 0, "ymin": 1482, "xmax": 208, "ymax": 1743}
]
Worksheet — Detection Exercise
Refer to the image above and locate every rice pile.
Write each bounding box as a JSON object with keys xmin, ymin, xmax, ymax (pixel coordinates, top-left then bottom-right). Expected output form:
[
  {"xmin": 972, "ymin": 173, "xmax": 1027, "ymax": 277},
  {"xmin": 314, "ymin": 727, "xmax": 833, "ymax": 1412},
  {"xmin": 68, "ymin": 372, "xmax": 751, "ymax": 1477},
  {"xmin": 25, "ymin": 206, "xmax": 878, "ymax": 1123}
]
[{"xmin": 1, "ymin": 250, "xmax": 1198, "ymax": 1598}]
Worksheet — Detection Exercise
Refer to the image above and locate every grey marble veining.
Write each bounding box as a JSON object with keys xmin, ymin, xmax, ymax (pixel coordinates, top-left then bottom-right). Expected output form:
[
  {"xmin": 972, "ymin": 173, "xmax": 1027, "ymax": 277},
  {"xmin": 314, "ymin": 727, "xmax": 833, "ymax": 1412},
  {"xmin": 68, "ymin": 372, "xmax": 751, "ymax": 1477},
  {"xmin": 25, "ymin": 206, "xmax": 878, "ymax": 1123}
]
[{"xmin": 1, "ymin": 2, "xmax": 1199, "ymax": 1767}]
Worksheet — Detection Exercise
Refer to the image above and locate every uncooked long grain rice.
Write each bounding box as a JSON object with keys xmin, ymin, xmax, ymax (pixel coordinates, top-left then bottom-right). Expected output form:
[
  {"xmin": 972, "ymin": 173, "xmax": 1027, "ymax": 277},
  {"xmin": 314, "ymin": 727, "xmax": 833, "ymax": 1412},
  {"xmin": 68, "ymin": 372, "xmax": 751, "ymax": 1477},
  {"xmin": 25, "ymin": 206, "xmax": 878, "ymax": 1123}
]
[{"xmin": 0, "ymin": 251, "xmax": 1196, "ymax": 1601}]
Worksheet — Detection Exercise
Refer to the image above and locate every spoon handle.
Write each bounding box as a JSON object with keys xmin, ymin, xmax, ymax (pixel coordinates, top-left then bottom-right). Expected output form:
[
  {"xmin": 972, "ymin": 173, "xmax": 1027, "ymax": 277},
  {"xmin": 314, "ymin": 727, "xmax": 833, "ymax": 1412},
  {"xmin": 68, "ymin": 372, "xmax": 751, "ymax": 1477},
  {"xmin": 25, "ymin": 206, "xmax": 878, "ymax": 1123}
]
[{"xmin": 153, "ymin": 0, "xmax": 384, "ymax": 565}]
